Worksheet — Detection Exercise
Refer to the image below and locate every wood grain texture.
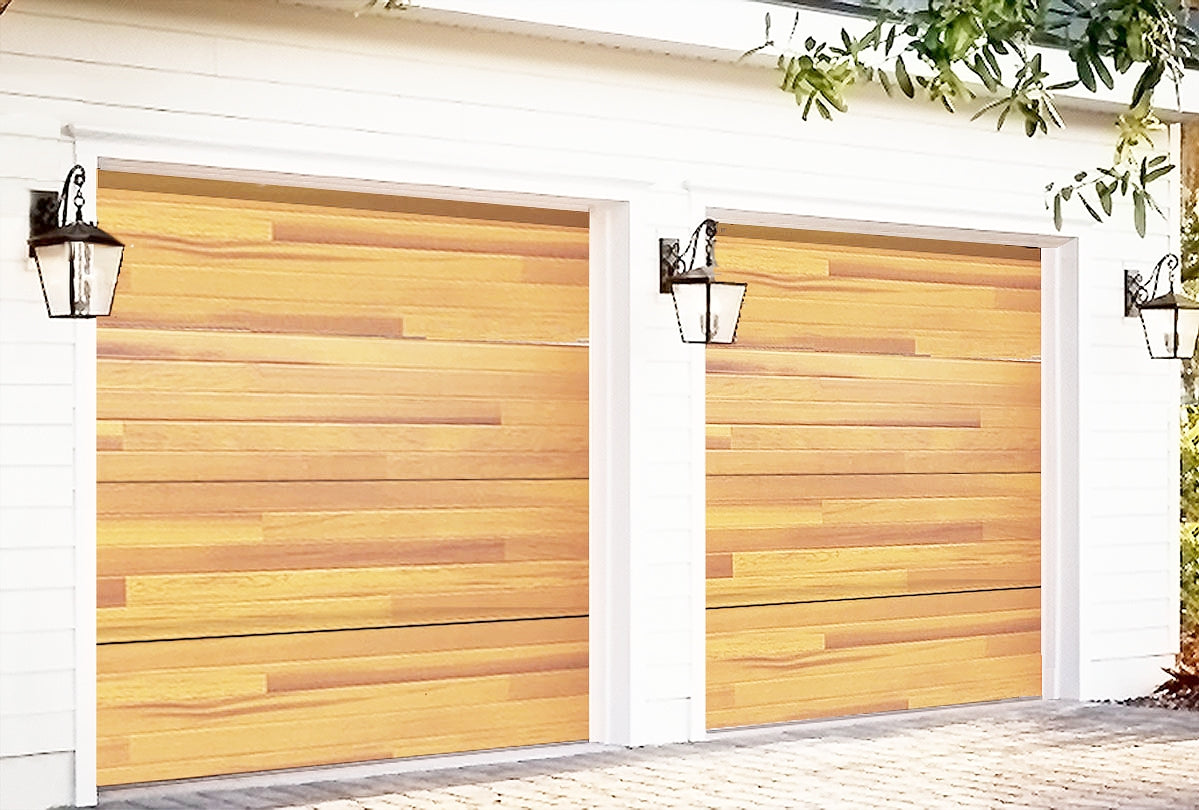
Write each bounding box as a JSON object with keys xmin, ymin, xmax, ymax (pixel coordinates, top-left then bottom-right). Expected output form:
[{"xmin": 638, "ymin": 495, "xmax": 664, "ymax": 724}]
[
  {"xmin": 97, "ymin": 617, "xmax": 587, "ymax": 785},
  {"xmin": 707, "ymin": 228, "xmax": 1040, "ymax": 729},
  {"xmin": 95, "ymin": 173, "xmax": 588, "ymax": 784}
]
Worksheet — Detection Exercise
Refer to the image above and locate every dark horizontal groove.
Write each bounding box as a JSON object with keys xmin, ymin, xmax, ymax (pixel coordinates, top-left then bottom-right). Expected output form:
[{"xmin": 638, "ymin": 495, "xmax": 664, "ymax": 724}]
[
  {"xmin": 98, "ymin": 613, "xmax": 589, "ymax": 647},
  {"xmin": 707, "ymin": 585, "xmax": 1041, "ymax": 612}
]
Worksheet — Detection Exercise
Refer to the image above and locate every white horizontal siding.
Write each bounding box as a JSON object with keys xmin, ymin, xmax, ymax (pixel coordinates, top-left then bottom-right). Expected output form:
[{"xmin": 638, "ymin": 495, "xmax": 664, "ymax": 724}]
[{"xmin": 0, "ymin": 0, "xmax": 1187, "ymax": 805}]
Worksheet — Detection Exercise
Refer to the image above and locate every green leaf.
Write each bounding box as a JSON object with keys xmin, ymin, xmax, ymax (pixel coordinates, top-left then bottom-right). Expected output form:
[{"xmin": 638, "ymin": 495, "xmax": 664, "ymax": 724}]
[
  {"xmin": 814, "ymin": 98, "xmax": 833, "ymax": 120},
  {"xmin": 1134, "ymin": 189, "xmax": 1147, "ymax": 237},
  {"xmin": 1145, "ymin": 163, "xmax": 1175, "ymax": 184},
  {"xmin": 1091, "ymin": 50, "xmax": 1113, "ymax": 89},
  {"xmin": 885, "ymin": 25, "xmax": 896, "ymax": 55},
  {"xmin": 1098, "ymin": 182, "xmax": 1113, "ymax": 215},
  {"xmin": 1073, "ymin": 171, "xmax": 1087, "ymax": 182},
  {"xmin": 1053, "ymin": 194, "xmax": 1063, "ymax": 231},
  {"xmin": 879, "ymin": 69, "xmax": 893, "ymax": 96},
  {"xmin": 805, "ymin": 36, "xmax": 816, "ymax": 51},
  {"xmin": 1074, "ymin": 49, "xmax": 1096, "ymax": 92},
  {"xmin": 1080, "ymin": 195, "xmax": 1103, "ymax": 223},
  {"xmin": 1060, "ymin": 185, "xmax": 1073, "ymax": 201},
  {"xmin": 895, "ymin": 56, "xmax": 914, "ymax": 98}
]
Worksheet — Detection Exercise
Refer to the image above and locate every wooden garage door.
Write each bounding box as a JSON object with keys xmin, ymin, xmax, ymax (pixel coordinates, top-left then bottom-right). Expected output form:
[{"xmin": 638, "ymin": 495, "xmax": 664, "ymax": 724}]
[
  {"xmin": 706, "ymin": 227, "xmax": 1040, "ymax": 729},
  {"xmin": 95, "ymin": 174, "xmax": 588, "ymax": 785}
]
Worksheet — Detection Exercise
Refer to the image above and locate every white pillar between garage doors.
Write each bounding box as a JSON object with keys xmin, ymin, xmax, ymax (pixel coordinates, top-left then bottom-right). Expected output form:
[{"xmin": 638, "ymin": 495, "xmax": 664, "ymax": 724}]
[{"xmin": 588, "ymin": 191, "xmax": 709, "ymax": 747}]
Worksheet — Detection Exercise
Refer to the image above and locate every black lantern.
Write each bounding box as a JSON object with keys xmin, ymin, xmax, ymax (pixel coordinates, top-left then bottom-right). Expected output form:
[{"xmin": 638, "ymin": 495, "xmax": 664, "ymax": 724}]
[
  {"xmin": 1125, "ymin": 254, "xmax": 1199, "ymax": 360},
  {"xmin": 28, "ymin": 165, "xmax": 124, "ymax": 318},
  {"xmin": 659, "ymin": 218, "xmax": 746, "ymax": 344}
]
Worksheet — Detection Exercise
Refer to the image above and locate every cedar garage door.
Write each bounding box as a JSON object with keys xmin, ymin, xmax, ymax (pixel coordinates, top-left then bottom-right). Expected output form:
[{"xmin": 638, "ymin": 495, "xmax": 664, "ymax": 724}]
[
  {"xmin": 706, "ymin": 227, "xmax": 1041, "ymax": 729},
  {"xmin": 95, "ymin": 174, "xmax": 588, "ymax": 785}
]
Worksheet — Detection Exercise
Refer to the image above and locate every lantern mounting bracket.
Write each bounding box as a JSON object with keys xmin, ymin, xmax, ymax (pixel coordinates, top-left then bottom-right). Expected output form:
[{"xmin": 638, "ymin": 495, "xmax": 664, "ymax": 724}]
[
  {"xmin": 1125, "ymin": 254, "xmax": 1180, "ymax": 317},
  {"xmin": 659, "ymin": 218, "xmax": 718, "ymax": 294},
  {"xmin": 28, "ymin": 190, "xmax": 60, "ymax": 257}
]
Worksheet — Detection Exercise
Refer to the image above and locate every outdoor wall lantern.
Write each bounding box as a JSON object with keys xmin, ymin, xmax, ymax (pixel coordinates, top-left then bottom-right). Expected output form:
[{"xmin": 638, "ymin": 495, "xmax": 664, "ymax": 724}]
[
  {"xmin": 659, "ymin": 218, "xmax": 746, "ymax": 344},
  {"xmin": 28, "ymin": 164, "xmax": 125, "ymax": 318},
  {"xmin": 1124, "ymin": 254, "xmax": 1199, "ymax": 360}
]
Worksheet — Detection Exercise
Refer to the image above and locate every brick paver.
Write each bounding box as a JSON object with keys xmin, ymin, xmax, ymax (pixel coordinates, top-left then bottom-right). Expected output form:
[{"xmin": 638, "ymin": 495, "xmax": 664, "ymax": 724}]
[{"xmin": 94, "ymin": 701, "xmax": 1199, "ymax": 809}]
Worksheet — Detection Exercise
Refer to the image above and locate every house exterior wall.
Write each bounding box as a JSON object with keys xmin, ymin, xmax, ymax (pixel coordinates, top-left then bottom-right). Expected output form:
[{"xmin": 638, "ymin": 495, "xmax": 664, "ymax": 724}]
[{"xmin": 0, "ymin": 0, "xmax": 1185, "ymax": 807}]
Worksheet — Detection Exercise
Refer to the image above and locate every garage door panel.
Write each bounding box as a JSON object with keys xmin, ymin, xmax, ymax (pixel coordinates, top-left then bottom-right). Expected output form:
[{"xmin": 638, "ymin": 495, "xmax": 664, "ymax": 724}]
[
  {"xmin": 97, "ymin": 173, "xmax": 588, "ymax": 785},
  {"xmin": 709, "ymin": 473, "xmax": 1040, "ymax": 502},
  {"xmin": 708, "ymin": 375, "xmax": 1039, "ymax": 407},
  {"xmin": 707, "ymin": 228, "xmax": 1039, "ymax": 729},
  {"xmin": 707, "ymin": 449, "xmax": 1040, "ymax": 476},
  {"xmin": 98, "ymin": 479, "xmax": 586, "ymax": 516},
  {"xmin": 708, "ymin": 348, "xmax": 1040, "ymax": 386},
  {"xmin": 100, "ymin": 359, "xmax": 589, "ymax": 398}
]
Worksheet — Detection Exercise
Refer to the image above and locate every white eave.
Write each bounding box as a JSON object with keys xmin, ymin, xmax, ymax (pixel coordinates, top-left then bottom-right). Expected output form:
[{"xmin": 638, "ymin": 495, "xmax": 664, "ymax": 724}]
[{"xmin": 279, "ymin": 0, "xmax": 1199, "ymax": 115}]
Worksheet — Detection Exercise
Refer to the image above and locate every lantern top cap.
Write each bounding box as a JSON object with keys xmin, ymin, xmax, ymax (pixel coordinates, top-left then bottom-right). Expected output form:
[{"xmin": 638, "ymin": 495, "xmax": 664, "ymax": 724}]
[{"xmin": 28, "ymin": 220, "xmax": 124, "ymax": 249}]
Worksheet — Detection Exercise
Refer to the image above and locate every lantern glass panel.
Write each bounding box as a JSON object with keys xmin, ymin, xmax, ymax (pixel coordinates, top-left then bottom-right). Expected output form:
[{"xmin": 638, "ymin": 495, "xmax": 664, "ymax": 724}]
[
  {"xmin": 1141, "ymin": 306, "xmax": 1181, "ymax": 359},
  {"xmin": 1177, "ymin": 307, "xmax": 1199, "ymax": 359},
  {"xmin": 86, "ymin": 242, "xmax": 124, "ymax": 317},
  {"xmin": 32, "ymin": 242, "xmax": 72, "ymax": 317},
  {"xmin": 671, "ymin": 279, "xmax": 712, "ymax": 343},
  {"xmin": 707, "ymin": 281, "xmax": 746, "ymax": 344}
]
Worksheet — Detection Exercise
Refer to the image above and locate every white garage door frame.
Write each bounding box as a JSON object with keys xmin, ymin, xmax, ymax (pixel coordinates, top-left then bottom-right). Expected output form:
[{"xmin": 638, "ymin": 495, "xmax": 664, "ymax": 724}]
[{"xmin": 65, "ymin": 128, "xmax": 1080, "ymax": 807}]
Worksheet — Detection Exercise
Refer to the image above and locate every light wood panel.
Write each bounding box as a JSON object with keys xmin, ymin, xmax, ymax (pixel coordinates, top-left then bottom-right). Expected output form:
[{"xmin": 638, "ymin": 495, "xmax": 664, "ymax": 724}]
[
  {"xmin": 96, "ymin": 173, "xmax": 588, "ymax": 784},
  {"xmin": 97, "ymin": 617, "xmax": 587, "ymax": 785},
  {"xmin": 707, "ymin": 228, "xmax": 1040, "ymax": 729}
]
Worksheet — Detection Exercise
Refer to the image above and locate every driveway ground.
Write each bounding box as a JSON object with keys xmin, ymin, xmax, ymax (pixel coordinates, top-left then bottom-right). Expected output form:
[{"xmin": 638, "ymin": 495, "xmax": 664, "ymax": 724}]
[{"xmin": 95, "ymin": 701, "xmax": 1199, "ymax": 809}]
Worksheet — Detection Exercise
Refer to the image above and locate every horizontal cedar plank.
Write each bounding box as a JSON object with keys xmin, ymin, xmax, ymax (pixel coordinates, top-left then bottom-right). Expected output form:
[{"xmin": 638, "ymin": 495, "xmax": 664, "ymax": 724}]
[
  {"xmin": 726, "ymin": 539, "xmax": 1041, "ymax": 579},
  {"xmin": 817, "ymin": 496, "xmax": 1039, "ymax": 525},
  {"xmin": 106, "ymin": 248, "xmax": 586, "ymax": 284},
  {"xmin": 99, "ymin": 668, "xmax": 587, "ymax": 735},
  {"xmin": 100, "ymin": 666, "xmax": 587, "ymax": 738},
  {"xmin": 904, "ymin": 672, "xmax": 1041, "ymax": 709},
  {"xmin": 117, "ymin": 269, "xmax": 587, "ymax": 311},
  {"xmin": 100, "ymin": 718, "xmax": 586, "ymax": 786},
  {"xmin": 98, "ymin": 450, "xmax": 588, "ymax": 482},
  {"xmin": 97, "ymin": 179, "xmax": 588, "ymax": 227},
  {"xmin": 722, "ymin": 653, "xmax": 1040, "ymax": 709},
  {"xmin": 717, "ymin": 231, "xmax": 1038, "ymax": 266},
  {"xmin": 706, "ymin": 696, "xmax": 910, "ymax": 730},
  {"xmin": 707, "ymin": 401, "xmax": 984, "ymax": 428},
  {"xmin": 100, "ymin": 195, "xmax": 588, "ymax": 258},
  {"xmin": 101, "ymin": 585, "xmax": 588, "ymax": 639},
  {"xmin": 707, "ymin": 588, "xmax": 1040, "ymax": 633},
  {"xmin": 718, "ymin": 273, "xmax": 1041, "ymax": 312},
  {"xmin": 712, "ymin": 425, "xmax": 1039, "ymax": 452},
  {"xmin": 120, "ymin": 560, "xmax": 585, "ymax": 606},
  {"xmin": 707, "ymin": 521, "xmax": 987, "ymax": 553},
  {"xmin": 108, "ymin": 694, "xmax": 585, "ymax": 782},
  {"xmin": 706, "ymin": 449, "xmax": 1040, "ymax": 475},
  {"xmin": 827, "ymin": 257, "xmax": 1040, "ymax": 290},
  {"xmin": 730, "ymin": 330, "xmax": 1038, "ymax": 363},
  {"xmin": 97, "ymin": 329, "xmax": 586, "ymax": 372},
  {"xmin": 99, "ymin": 534, "xmax": 586, "ymax": 576},
  {"xmin": 104, "ymin": 421, "xmax": 586, "ymax": 453},
  {"xmin": 99, "ymin": 359, "xmax": 587, "ymax": 398},
  {"xmin": 737, "ymin": 296, "xmax": 1039, "ymax": 334},
  {"xmin": 706, "ymin": 562, "xmax": 1037, "ymax": 606},
  {"xmin": 707, "ymin": 374, "xmax": 1039, "ymax": 407},
  {"xmin": 99, "ymin": 616, "xmax": 587, "ymax": 674},
  {"xmin": 707, "ymin": 499, "xmax": 1039, "ymax": 531},
  {"xmin": 708, "ymin": 518, "xmax": 1038, "ymax": 556},
  {"xmin": 708, "ymin": 473, "xmax": 1039, "ymax": 503},
  {"xmin": 706, "ymin": 347, "xmax": 1040, "ymax": 385},
  {"xmin": 96, "ymin": 391, "xmax": 517, "ymax": 424},
  {"xmin": 112, "ymin": 301, "xmax": 588, "ymax": 344},
  {"xmin": 272, "ymin": 220, "xmax": 588, "ymax": 259},
  {"xmin": 98, "ymin": 480, "xmax": 585, "ymax": 516}
]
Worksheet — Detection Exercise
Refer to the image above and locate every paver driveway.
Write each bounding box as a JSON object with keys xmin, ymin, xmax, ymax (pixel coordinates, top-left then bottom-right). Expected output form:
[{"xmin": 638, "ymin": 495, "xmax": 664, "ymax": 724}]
[{"xmin": 96, "ymin": 701, "xmax": 1199, "ymax": 810}]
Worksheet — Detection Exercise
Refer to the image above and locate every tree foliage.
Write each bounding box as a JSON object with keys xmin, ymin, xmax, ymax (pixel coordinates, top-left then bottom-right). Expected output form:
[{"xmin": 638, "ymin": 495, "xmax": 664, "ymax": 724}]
[{"xmin": 753, "ymin": 0, "xmax": 1198, "ymax": 235}]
